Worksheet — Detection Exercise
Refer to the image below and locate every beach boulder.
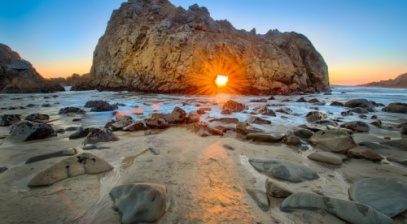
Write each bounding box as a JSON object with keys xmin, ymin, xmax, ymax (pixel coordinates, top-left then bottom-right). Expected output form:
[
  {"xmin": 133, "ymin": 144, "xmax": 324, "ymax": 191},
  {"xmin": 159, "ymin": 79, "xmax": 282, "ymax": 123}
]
[
  {"xmin": 253, "ymin": 106, "xmax": 276, "ymax": 116},
  {"xmin": 58, "ymin": 107, "xmax": 86, "ymax": 114},
  {"xmin": 222, "ymin": 100, "xmax": 247, "ymax": 114},
  {"xmin": 305, "ymin": 111, "xmax": 327, "ymax": 123},
  {"xmin": 307, "ymin": 151, "xmax": 343, "ymax": 165},
  {"xmin": 84, "ymin": 128, "xmax": 119, "ymax": 144},
  {"xmin": 246, "ymin": 188, "xmax": 270, "ymax": 211},
  {"xmin": 106, "ymin": 115, "xmax": 134, "ymax": 130},
  {"xmin": 265, "ymin": 178, "xmax": 293, "ymax": 198},
  {"xmin": 0, "ymin": 114, "xmax": 21, "ymax": 126},
  {"xmin": 25, "ymin": 148, "xmax": 78, "ymax": 164},
  {"xmin": 349, "ymin": 177, "xmax": 407, "ymax": 217},
  {"xmin": 281, "ymin": 192, "xmax": 393, "ymax": 224},
  {"xmin": 8, "ymin": 120, "xmax": 56, "ymax": 141},
  {"xmin": 382, "ymin": 102, "xmax": 407, "ymax": 114},
  {"xmin": 28, "ymin": 153, "xmax": 113, "ymax": 186},
  {"xmin": 25, "ymin": 113, "xmax": 50, "ymax": 122},
  {"xmin": 84, "ymin": 100, "xmax": 118, "ymax": 112},
  {"xmin": 347, "ymin": 146, "xmax": 382, "ymax": 162},
  {"xmin": 249, "ymin": 158, "xmax": 319, "ymax": 183},
  {"xmin": 246, "ymin": 133, "xmax": 284, "ymax": 143},
  {"xmin": 340, "ymin": 121, "xmax": 370, "ymax": 132},
  {"xmin": 309, "ymin": 130, "xmax": 357, "ymax": 153},
  {"xmin": 245, "ymin": 116, "xmax": 271, "ymax": 125},
  {"xmin": 110, "ymin": 183, "xmax": 168, "ymax": 224},
  {"xmin": 344, "ymin": 99, "xmax": 375, "ymax": 112},
  {"xmin": 69, "ymin": 126, "xmax": 90, "ymax": 139}
]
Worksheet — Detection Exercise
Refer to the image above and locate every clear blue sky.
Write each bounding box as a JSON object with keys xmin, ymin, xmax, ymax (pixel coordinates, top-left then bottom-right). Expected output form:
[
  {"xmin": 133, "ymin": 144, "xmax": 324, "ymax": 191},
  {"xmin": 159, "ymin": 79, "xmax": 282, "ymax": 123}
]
[{"xmin": 1, "ymin": 0, "xmax": 406, "ymax": 85}]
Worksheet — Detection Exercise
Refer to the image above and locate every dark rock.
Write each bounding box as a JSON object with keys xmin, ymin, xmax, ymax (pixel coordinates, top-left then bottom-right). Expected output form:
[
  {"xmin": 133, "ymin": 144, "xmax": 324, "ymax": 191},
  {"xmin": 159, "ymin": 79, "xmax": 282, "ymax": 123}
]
[
  {"xmin": 8, "ymin": 121, "xmax": 56, "ymax": 141},
  {"xmin": 359, "ymin": 114, "xmax": 367, "ymax": 119},
  {"xmin": 268, "ymin": 96, "xmax": 276, "ymax": 100},
  {"xmin": 249, "ymin": 158, "xmax": 319, "ymax": 183},
  {"xmin": 293, "ymin": 127, "xmax": 314, "ymax": 139},
  {"xmin": 246, "ymin": 188, "xmax": 269, "ymax": 211},
  {"xmin": 308, "ymin": 98, "xmax": 320, "ymax": 103},
  {"xmin": 296, "ymin": 97, "xmax": 307, "ymax": 102},
  {"xmin": 382, "ymin": 102, "xmax": 407, "ymax": 114},
  {"xmin": 236, "ymin": 122, "xmax": 263, "ymax": 135},
  {"xmin": 265, "ymin": 178, "xmax": 293, "ymax": 198},
  {"xmin": 69, "ymin": 127, "xmax": 90, "ymax": 139},
  {"xmin": 370, "ymin": 120, "xmax": 382, "ymax": 128},
  {"xmin": 347, "ymin": 146, "xmax": 382, "ymax": 162},
  {"xmin": 330, "ymin": 101, "xmax": 344, "ymax": 106},
  {"xmin": 0, "ymin": 114, "xmax": 21, "ymax": 126},
  {"xmin": 305, "ymin": 111, "xmax": 327, "ymax": 123},
  {"xmin": 359, "ymin": 141, "xmax": 391, "ymax": 151},
  {"xmin": 401, "ymin": 126, "xmax": 407, "ymax": 135},
  {"xmin": 110, "ymin": 183, "xmax": 168, "ymax": 224},
  {"xmin": 85, "ymin": 100, "xmax": 118, "ymax": 112},
  {"xmin": 246, "ymin": 133, "xmax": 284, "ymax": 143},
  {"xmin": 281, "ymin": 192, "xmax": 393, "ymax": 224},
  {"xmin": 222, "ymin": 100, "xmax": 247, "ymax": 114},
  {"xmin": 59, "ymin": 107, "xmax": 86, "ymax": 114},
  {"xmin": 0, "ymin": 167, "xmax": 8, "ymax": 173},
  {"xmin": 312, "ymin": 119, "xmax": 337, "ymax": 126},
  {"xmin": 349, "ymin": 177, "xmax": 407, "ymax": 217},
  {"xmin": 345, "ymin": 99, "xmax": 375, "ymax": 112},
  {"xmin": 151, "ymin": 106, "xmax": 187, "ymax": 124},
  {"xmin": 122, "ymin": 121, "xmax": 148, "ymax": 132},
  {"xmin": 245, "ymin": 116, "xmax": 271, "ymax": 125},
  {"xmin": 309, "ymin": 130, "xmax": 357, "ymax": 153},
  {"xmin": 25, "ymin": 148, "xmax": 78, "ymax": 164},
  {"xmin": 341, "ymin": 110, "xmax": 353, "ymax": 116},
  {"xmin": 276, "ymin": 107, "xmax": 292, "ymax": 114},
  {"xmin": 25, "ymin": 113, "xmax": 50, "ymax": 122},
  {"xmin": 340, "ymin": 121, "xmax": 370, "ymax": 132},
  {"xmin": 371, "ymin": 115, "xmax": 378, "ymax": 119},
  {"xmin": 351, "ymin": 107, "xmax": 369, "ymax": 114},
  {"xmin": 84, "ymin": 128, "xmax": 119, "ymax": 144}
]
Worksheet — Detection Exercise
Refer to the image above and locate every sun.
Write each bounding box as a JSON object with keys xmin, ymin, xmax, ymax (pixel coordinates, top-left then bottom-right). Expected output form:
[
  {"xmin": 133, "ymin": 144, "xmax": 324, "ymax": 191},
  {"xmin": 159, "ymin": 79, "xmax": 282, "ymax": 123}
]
[{"xmin": 215, "ymin": 75, "xmax": 228, "ymax": 88}]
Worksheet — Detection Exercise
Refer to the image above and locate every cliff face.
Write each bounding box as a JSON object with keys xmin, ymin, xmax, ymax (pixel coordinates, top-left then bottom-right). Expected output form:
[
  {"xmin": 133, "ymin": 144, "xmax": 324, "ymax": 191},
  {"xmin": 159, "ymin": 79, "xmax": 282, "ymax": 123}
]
[
  {"xmin": 91, "ymin": 0, "xmax": 330, "ymax": 94},
  {"xmin": 0, "ymin": 43, "xmax": 64, "ymax": 93},
  {"xmin": 359, "ymin": 73, "xmax": 407, "ymax": 88}
]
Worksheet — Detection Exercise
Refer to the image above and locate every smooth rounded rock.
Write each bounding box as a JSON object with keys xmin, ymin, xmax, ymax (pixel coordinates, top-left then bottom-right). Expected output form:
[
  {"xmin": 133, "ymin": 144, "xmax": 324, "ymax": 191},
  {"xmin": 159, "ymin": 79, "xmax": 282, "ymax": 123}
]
[
  {"xmin": 28, "ymin": 153, "xmax": 113, "ymax": 186},
  {"xmin": 0, "ymin": 114, "xmax": 21, "ymax": 126},
  {"xmin": 347, "ymin": 146, "xmax": 382, "ymax": 162},
  {"xmin": 84, "ymin": 128, "xmax": 119, "ymax": 144},
  {"xmin": 281, "ymin": 192, "xmax": 393, "ymax": 224},
  {"xmin": 308, "ymin": 151, "xmax": 342, "ymax": 165},
  {"xmin": 246, "ymin": 133, "xmax": 284, "ymax": 143},
  {"xmin": 340, "ymin": 121, "xmax": 370, "ymax": 132},
  {"xmin": 265, "ymin": 178, "xmax": 293, "ymax": 198},
  {"xmin": 249, "ymin": 158, "xmax": 319, "ymax": 183},
  {"xmin": 309, "ymin": 130, "xmax": 357, "ymax": 153},
  {"xmin": 69, "ymin": 127, "xmax": 90, "ymax": 139},
  {"xmin": 349, "ymin": 177, "xmax": 407, "ymax": 217},
  {"xmin": 110, "ymin": 183, "xmax": 168, "ymax": 224}
]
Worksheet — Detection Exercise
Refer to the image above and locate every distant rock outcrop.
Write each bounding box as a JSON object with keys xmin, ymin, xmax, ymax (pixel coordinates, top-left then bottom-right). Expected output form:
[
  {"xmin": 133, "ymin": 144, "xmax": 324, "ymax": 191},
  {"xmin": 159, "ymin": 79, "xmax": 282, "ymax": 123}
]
[
  {"xmin": 359, "ymin": 72, "xmax": 407, "ymax": 88},
  {"xmin": 0, "ymin": 43, "xmax": 64, "ymax": 93},
  {"xmin": 90, "ymin": 0, "xmax": 330, "ymax": 95}
]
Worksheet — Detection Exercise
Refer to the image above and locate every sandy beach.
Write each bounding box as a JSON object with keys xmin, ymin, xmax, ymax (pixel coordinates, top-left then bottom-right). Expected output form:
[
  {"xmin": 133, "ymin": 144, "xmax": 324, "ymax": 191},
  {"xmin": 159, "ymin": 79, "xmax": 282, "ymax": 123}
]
[{"xmin": 0, "ymin": 88, "xmax": 407, "ymax": 224}]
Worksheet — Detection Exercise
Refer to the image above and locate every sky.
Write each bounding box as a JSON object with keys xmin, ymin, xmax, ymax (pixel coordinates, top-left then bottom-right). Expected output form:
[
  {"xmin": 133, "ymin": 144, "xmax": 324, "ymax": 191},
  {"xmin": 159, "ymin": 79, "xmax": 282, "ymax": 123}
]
[{"xmin": 0, "ymin": 0, "xmax": 406, "ymax": 85}]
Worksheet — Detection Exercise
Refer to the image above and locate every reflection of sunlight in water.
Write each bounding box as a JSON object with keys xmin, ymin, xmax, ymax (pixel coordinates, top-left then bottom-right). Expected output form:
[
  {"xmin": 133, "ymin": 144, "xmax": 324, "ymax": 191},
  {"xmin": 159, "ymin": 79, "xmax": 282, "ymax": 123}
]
[{"xmin": 189, "ymin": 141, "xmax": 256, "ymax": 223}]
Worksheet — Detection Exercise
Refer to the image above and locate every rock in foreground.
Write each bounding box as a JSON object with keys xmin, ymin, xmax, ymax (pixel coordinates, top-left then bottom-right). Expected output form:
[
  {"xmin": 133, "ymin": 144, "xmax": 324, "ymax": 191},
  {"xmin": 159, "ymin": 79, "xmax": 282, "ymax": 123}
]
[
  {"xmin": 348, "ymin": 177, "xmax": 407, "ymax": 217},
  {"xmin": 110, "ymin": 183, "xmax": 168, "ymax": 224},
  {"xmin": 249, "ymin": 158, "xmax": 319, "ymax": 183},
  {"xmin": 90, "ymin": 0, "xmax": 330, "ymax": 94},
  {"xmin": 281, "ymin": 192, "xmax": 393, "ymax": 224},
  {"xmin": 28, "ymin": 153, "xmax": 113, "ymax": 186}
]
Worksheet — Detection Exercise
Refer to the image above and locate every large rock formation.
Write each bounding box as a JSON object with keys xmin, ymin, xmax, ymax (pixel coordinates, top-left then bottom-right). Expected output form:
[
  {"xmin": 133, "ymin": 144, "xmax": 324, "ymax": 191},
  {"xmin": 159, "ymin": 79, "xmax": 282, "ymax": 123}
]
[
  {"xmin": 90, "ymin": 0, "xmax": 330, "ymax": 95},
  {"xmin": 0, "ymin": 43, "xmax": 64, "ymax": 93},
  {"xmin": 359, "ymin": 72, "xmax": 407, "ymax": 88}
]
